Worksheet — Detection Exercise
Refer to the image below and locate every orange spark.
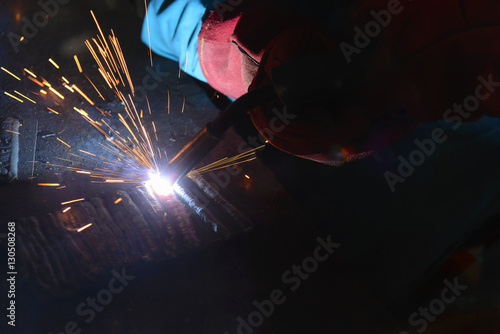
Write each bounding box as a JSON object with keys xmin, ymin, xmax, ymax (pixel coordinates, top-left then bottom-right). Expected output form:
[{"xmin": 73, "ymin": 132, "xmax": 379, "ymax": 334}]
[
  {"xmin": 98, "ymin": 68, "xmax": 113, "ymax": 89},
  {"xmin": 84, "ymin": 74, "xmax": 105, "ymax": 101},
  {"xmin": 79, "ymin": 150, "xmax": 96, "ymax": 156},
  {"xmin": 1, "ymin": 67, "xmax": 21, "ymax": 80},
  {"xmin": 77, "ymin": 223, "xmax": 92, "ymax": 232},
  {"xmin": 167, "ymin": 90, "xmax": 170, "ymax": 114},
  {"xmin": 146, "ymin": 95, "xmax": 152, "ymax": 115},
  {"xmin": 62, "ymin": 207, "xmax": 71, "ymax": 213},
  {"xmin": 14, "ymin": 91, "xmax": 36, "ymax": 103},
  {"xmin": 48, "ymin": 58, "xmax": 60, "ymax": 69},
  {"xmin": 72, "ymin": 84, "xmax": 94, "ymax": 105},
  {"xmin": 114, "ymin": 198, "xmax": 122, "ymax": 204},
  {"xmin": 27, "ymin": 76, "xmax": 44, "ymax": 87},
  {"xmin": 49, "ymin": 87, "xmax": 65, "ymax": 99},
  {"xmin": 5, "ymin": 130, "xmax": 20, "ymax": 135},
  {"xmin": 57, "ymin": 137, "xmax": 71, "ymax": 148},
  {"xmin": 152, "ymin": 122, "xmax": 159, "ymax": 142},
  {"xmin": 61, "ymin": 198, "xmax": 85, "ymax": 205},
  {"xmin": 74, "ymin": 107, "xmax": 89, "ymax": 117},
  {"xmin": 4, "ymin": 92, "xmax": 23, "ymax": 103},
  {"xmin": 24, "ymin": 68, "xmax": 37, "ymax": 78},
  {"xmin": 144, "ymin": 0, "xmax": 153, "ymax": 67},
  {"xmin": 74, "ymin": 55, "xmax": 83, "ymax": 72},
  {"xmin": 38, "ymin": 183, "xmax": 61, "ymax": 187},
  {"xmin": 41, "ymin": 78, "xmax": 51, "ymax": 87}
]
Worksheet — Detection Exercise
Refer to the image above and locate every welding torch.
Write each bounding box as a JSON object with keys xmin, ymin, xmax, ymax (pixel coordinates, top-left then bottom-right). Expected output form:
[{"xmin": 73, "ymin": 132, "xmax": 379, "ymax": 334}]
[{"xmin": 165, "ymin": 48, "xmax": 356, "ymax": 186}]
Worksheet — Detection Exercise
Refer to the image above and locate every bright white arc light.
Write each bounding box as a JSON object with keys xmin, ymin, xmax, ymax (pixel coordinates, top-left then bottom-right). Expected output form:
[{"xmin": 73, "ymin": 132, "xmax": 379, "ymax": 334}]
[{"xmin": 145, "ymin": 173, "xmax": 174, "ymax": 197}]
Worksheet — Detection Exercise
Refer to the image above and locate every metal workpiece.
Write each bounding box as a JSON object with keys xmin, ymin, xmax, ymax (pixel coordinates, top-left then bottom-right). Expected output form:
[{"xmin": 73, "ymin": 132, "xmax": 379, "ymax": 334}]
[
  {"xmin": 14, "ymin": 174, "xmax": 255, "ymax": 295},
  {"xmin": 0, "ymin": 117, "xmax": 20, "ymax": 182}
]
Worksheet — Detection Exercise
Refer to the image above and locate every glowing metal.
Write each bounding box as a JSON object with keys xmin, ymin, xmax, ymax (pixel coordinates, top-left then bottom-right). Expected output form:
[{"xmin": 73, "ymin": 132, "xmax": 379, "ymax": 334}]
[{"xmin": 145, "ymin": 172, "xmax": 174, "ymax": 197}]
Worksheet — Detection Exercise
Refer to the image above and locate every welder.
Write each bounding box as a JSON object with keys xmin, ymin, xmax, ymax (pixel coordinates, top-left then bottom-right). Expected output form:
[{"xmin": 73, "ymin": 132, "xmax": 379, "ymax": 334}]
[
  {"xmin": 142, "ymin": 0, "xmax": 500, "ymax": 166},
  {"xmin": 141, "ymin": 1, "xmax": 500, "ymax": 331}
]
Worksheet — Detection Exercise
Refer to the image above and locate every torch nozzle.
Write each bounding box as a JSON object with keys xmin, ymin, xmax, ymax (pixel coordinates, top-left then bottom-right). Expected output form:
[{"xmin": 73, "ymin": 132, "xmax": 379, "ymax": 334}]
[{"xmin": 164, "ymin": 124, "xmax": 222, "ymax": 185}]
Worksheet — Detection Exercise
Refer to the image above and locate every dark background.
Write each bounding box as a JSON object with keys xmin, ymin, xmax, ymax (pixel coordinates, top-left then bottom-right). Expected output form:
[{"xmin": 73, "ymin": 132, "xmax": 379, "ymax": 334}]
[{"xmin": 0, "ymin": 0, "xmax": 499, "ymax": 333}]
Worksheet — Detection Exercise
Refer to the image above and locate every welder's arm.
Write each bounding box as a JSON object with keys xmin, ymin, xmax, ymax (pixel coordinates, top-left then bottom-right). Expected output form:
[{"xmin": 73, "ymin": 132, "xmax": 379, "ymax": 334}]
[{"xmin": 141, "ymin": 0, "xmax": 209, "ymax": 82}]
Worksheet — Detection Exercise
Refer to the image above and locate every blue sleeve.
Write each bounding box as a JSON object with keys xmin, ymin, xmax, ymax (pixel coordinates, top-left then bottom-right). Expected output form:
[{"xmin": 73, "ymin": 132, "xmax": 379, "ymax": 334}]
[{"xmin": 141, "ymin": 0, "xmax": 209, "ymax": 82}]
